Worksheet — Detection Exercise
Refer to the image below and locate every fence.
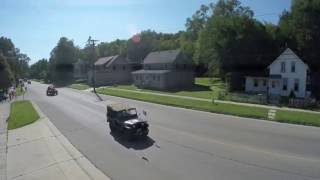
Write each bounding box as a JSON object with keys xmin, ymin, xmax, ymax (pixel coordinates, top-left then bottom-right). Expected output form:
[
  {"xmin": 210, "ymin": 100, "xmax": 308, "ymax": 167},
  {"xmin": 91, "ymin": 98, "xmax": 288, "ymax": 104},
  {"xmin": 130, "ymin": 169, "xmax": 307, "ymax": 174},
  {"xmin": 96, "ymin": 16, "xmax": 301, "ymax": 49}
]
[
  {"xmin": 217, "ymin": 92, "xmax": 268, "ymax": 105},
  {"xmin": 289, "ymin": 98, "xmax": 318, "ymax": 108}
]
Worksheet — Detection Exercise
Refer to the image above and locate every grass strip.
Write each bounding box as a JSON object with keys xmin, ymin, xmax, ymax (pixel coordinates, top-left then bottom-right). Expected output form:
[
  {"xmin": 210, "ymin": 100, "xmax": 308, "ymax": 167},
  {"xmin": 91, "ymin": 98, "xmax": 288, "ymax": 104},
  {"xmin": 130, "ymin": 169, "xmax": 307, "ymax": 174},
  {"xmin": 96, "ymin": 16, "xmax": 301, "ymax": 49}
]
[{"xmin": 8, "ymin": 100, "xmax": 39, "ymax": 130}]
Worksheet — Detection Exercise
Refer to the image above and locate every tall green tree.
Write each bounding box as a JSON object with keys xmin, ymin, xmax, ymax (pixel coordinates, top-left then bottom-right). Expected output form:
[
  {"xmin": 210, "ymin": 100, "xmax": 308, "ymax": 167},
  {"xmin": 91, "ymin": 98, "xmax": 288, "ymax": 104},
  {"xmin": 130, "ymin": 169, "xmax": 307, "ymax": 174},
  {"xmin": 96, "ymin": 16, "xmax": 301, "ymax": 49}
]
[
  {"xmin": 49, "ymin": 37, "xmax": 78, "ymax": 85},
  {"xmin": 0, "ymin": 37, "xmax": 30, "ymax": 80},
  {"xmin": 195, "ymin": 0, "xmax": 277, "ymax": 77},
  {"xmin": 30, "ymin": 59, "xmax": 49, "ymax": 81},
  {"xmin": 0, "ymin": 55, "xmax": 13, "ymax": 89},
  {"xmin": 279, "ymin": 0, "xmax": 320, "ymax": 70}
]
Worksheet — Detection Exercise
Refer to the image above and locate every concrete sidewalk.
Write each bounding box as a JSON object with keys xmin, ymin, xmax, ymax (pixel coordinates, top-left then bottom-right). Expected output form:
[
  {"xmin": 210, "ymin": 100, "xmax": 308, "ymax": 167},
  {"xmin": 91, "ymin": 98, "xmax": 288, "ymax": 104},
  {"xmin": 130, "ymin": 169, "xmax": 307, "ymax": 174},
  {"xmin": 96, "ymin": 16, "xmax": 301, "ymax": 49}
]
[
  {"xmin": 6, "ymin": 102, "xmax": 110, "ymax": 180},
  {"xmin": 0, "ymin": 102, "xmax": 10, "ymax": 180}
]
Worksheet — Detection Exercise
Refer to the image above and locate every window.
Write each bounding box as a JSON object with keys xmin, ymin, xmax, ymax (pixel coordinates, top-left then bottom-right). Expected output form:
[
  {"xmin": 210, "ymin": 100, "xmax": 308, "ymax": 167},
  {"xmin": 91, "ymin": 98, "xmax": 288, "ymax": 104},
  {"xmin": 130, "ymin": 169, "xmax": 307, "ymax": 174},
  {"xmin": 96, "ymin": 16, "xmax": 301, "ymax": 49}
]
[
  {"xmin": 291, "ymin": 62, "xmax": 296, "ymax": 73},
  {"xmin": 183, "ymin": 64, "xmax": 187, "ymax": 69},
  {"xmin": 272, "ymin": 81, "xmax": 276, "ymax": 88},
  {"xmin": 153, "ymin": 75, "xmax": 156, "ymax": 80},
  {"xmin": 254, "ymin": 79, "xmax": 259, "ymax": 87},
  {"xmin": 294, "ymin": 79, "xmax": 300, "ymax": 92},
  {"xmin": 282, "ymin": 78, "xmax": 288, "ymax": 91},
  {"xmin": 281, "ymin": 62, "xmax": 286, "ymax": 73},
  {"xmin": 113, "ymin": 66, "xmax": 116, "ymax": 71},
  {"xmin": 263, "ymin": 80, "xmax": 267, "ymax": 86},
  {"xmin": 165, "ymin": 64, "xmax": 168, "ymax": 69},
  {"xmin": 158, "ymin": 75, "xmax": 160, "ymax": 81},
  {"xmin": 123, "ymin": 65, "xmax": 126, "ymax": 70}
]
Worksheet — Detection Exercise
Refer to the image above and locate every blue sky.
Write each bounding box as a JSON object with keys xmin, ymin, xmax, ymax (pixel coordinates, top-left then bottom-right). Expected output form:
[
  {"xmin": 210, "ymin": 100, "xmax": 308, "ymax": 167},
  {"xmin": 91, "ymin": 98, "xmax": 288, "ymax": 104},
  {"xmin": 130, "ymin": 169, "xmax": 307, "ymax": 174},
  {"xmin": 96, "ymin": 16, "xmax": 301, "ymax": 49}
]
[{"xmin": 0, "ymin": 0, "xmax": 291, "ymax": 64}]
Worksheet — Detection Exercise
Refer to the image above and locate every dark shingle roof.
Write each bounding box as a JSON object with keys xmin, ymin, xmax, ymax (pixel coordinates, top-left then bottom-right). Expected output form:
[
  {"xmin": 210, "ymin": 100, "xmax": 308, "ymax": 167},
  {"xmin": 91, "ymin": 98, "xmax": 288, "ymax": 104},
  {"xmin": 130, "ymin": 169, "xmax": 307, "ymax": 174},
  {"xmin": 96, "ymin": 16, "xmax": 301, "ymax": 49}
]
[
  {"xmin": 94, "ymin": 55, "xmax": 119, "ymax": 66},
  {"xmin": 143, "ymin": 49, "xmax": 181, "ymax": 64}
]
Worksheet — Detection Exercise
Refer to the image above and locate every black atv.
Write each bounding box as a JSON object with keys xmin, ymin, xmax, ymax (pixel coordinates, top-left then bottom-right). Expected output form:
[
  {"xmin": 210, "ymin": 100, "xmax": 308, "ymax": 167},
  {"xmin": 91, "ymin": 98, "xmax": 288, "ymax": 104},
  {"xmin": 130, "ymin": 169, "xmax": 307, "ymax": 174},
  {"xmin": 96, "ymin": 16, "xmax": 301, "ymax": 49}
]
[{"xmin": 46, "ymin": 85, "xmax": 58, "ymax": 96}]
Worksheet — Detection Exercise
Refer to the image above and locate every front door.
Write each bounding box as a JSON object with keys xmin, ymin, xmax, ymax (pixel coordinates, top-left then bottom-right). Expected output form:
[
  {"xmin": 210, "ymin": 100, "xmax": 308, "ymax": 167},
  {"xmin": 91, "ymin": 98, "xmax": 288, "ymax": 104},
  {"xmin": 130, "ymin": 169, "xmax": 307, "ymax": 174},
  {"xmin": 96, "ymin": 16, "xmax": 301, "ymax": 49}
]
[{"xmin": 269, "ymin": 80, "xmax": 281, "ymax": 96}]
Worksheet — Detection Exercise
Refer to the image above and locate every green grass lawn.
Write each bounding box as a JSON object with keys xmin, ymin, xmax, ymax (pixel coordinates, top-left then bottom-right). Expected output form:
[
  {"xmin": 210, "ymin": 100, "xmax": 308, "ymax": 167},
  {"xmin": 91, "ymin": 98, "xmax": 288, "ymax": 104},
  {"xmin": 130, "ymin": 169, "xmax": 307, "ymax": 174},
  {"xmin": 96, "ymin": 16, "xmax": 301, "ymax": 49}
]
[
  {"xmin": 97, "ymin": 88, "xmax": 268, "ymax": 119},
  {"xmin": 69, "ymin": 83, "xmax": 90, "ymax": 90},
  {"xmin": 113, "ymin": 77, "xmax": 226, "ymax": 100},
  {"xmin": 275, "ymin": 110, "xmax": 320, "ymax": 127},
  {"xmin": 97, "ymin": 87, "xmax": 320, "ymax": 127},
  {"xmin": 8, "ymin": 100, "xmax": 40, "ymax": 130}
]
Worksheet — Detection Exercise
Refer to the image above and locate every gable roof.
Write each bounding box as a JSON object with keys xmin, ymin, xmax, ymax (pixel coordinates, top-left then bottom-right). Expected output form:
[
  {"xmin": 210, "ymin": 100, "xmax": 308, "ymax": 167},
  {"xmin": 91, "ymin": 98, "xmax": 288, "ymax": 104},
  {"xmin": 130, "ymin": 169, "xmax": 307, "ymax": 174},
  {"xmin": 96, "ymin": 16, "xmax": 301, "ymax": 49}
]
[
  {"xmin": 268, "ymin": 48, "xmax": 309, "ymax": 69},
  {"xmin": 95, "ymin": 56, "xmax": 118, "ymax": 66},
  {"xmin": 143, "ymin": 49, "xmax": 181, "ymax": 64}
]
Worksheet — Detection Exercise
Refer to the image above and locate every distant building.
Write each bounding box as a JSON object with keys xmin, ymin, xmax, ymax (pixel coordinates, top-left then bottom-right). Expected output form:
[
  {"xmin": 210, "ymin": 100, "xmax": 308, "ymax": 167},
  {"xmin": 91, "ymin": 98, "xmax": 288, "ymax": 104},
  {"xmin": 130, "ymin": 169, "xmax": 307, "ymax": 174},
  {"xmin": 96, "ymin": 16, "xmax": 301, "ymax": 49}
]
[
  {"xmin": 132, "ymin": 49, "xmax": 194, "ymax": 90},
  {"xmin": 245, "ymin": 48, "xmax": 310, "ymax": 98},
  {"xmin": 73, "ymin": 59, "xmax": 89, "ymax": 81},
  {"xmin": 88, "ymin": 55, "xmax": 140, "ymax": 86}
]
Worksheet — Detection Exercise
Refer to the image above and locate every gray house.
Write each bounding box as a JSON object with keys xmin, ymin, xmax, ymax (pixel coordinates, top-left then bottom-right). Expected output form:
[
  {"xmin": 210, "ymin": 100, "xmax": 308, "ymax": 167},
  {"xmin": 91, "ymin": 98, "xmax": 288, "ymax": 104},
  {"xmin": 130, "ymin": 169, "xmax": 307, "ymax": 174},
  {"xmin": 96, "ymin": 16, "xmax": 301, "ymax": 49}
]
[
  {"xmin": 132, "ymin": 49, "xmax": 194, "ymax": 90},
  {"xmin": 88, "ymin": 55, "xmax": 140, "ymax": 86}
]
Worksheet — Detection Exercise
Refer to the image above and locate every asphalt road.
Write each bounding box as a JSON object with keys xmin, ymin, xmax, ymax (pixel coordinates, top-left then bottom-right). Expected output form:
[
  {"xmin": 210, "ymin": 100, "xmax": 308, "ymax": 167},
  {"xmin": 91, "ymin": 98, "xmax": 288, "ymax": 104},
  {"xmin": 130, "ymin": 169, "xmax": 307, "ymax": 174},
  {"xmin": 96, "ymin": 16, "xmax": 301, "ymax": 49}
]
[{"xmin": 24, "ymin": 82, "xmax": 320, "ymax": 180}]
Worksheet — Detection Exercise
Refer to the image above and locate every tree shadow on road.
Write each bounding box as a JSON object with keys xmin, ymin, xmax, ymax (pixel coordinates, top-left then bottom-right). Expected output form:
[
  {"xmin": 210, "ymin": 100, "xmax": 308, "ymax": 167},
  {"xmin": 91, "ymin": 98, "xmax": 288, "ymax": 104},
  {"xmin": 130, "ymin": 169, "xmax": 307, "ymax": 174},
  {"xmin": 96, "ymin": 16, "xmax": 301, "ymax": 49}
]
[{"xmin": 109, "ymin": 131, "xmax": 155, "ymax": 150}]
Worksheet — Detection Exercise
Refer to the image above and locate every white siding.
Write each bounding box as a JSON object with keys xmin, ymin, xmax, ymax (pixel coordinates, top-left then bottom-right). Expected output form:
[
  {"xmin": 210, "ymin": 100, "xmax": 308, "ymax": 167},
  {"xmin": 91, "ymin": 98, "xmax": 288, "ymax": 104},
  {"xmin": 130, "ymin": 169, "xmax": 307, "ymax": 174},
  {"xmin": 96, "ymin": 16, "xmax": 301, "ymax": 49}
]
[
  {"xmin": 245, "ymin": 77, "xmax": 268, "ymax": 93},
  {"xmin": 269, "ymin": 49, "xmax": 307, "ymax": 98}
]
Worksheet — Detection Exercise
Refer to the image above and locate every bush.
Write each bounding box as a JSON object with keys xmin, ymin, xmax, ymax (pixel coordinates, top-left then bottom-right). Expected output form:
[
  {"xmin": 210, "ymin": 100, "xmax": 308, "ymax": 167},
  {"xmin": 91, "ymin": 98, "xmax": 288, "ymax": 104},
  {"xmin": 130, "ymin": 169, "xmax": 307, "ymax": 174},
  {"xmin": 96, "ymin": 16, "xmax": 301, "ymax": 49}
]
[
  {"xmin": 289, "ymin": 91, "xmax": 296, "ymax": 99},
  {"xmin": 280, "ymin": 96, "xmax": 289, "ymax": 105}
]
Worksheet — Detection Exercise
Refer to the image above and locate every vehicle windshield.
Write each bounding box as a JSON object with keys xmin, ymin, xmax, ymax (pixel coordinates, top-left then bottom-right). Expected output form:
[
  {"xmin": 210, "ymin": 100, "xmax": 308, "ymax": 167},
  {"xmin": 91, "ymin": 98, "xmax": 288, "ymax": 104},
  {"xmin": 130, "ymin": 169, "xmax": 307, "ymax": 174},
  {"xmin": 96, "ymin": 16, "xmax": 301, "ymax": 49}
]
[{"xmin": 117, "ymin": 108, "xmax": 138, "ymax": 120}]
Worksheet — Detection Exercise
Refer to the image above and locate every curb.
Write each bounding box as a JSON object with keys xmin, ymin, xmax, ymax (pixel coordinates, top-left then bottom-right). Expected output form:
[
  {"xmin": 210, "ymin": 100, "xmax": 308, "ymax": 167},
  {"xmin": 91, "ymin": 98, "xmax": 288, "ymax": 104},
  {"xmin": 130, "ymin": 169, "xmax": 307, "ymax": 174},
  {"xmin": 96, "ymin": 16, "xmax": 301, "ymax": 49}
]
[{"xmin": 31, "ymin": 101, "xmax": 111, "ymax": 180}]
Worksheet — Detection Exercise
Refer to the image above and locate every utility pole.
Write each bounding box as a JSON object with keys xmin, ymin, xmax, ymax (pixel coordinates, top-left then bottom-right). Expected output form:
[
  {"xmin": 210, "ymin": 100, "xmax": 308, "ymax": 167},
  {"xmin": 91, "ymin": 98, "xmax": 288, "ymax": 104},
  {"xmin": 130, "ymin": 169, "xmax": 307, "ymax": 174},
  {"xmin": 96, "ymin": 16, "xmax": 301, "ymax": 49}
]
[{"xmin": 87, "ymin": 36, "xmax": 99, "ymax": 93}]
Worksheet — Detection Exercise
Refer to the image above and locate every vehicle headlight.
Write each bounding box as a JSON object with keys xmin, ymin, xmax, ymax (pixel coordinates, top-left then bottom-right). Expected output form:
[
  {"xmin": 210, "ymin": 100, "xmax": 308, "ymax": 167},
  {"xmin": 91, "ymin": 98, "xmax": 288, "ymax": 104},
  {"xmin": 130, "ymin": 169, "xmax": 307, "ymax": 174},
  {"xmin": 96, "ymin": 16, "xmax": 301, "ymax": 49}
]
[{"xmin": 124, "ymin": 125, "xmax": 133, "ymax": 129}]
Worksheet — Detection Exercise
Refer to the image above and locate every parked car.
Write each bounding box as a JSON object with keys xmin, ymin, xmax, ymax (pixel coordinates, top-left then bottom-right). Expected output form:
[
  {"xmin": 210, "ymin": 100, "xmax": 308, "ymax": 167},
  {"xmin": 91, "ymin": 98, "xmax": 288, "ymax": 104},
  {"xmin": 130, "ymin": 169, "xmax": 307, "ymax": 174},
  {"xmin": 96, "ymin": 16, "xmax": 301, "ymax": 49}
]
[
  {"xmin": 27, "ymin": 80, "xmax": 31, "ymax": 84},
  {"xmin": 46, "ymin": 85, "xmax": 58, "ymax": 96},
  {"xmin": 106, "ymin": 103, "xmax": 149, "ymax": 140}
]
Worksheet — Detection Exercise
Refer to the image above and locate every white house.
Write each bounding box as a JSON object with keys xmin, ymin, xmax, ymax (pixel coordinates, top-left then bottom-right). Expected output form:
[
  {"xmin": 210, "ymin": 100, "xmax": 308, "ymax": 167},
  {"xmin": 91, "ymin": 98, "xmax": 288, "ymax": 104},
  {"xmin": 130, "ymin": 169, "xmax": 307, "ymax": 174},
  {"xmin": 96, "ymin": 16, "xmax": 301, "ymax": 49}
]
[{"xmin": 245, "ymin": 48, "xmax": 310, "ymax": 98}]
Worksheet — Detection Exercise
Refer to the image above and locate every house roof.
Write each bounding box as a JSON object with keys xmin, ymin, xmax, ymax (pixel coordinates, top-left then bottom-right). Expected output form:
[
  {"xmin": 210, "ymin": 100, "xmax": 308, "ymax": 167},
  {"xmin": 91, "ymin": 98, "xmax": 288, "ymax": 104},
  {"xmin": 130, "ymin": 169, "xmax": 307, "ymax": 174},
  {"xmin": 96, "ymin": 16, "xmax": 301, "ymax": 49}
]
[
  {"xmin": 95, "ymin": 56, "xmax": 118, "ymax": 66},
  {"xmin": 143, "ymin": 49, "xmax": 181, "ymax": 64},
  {"xmin": 268, "ymin": 48, "xmax": 309, "ymax": 69},
  {"xmin": 132, "ymin": 70, "xmax": 171, "ymax": 74}
]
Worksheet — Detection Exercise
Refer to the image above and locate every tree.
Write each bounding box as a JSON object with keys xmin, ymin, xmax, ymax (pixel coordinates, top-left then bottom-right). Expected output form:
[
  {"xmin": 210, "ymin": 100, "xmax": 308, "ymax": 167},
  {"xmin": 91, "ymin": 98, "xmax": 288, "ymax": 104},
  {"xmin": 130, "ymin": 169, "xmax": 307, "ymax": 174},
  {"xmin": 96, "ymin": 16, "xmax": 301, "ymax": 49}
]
[
  {"xmin": 280, "ymin": 0, "xmax": 320, "ymax": 70},
  {"xmin": 49, "ymin": 37, "xmax": 79, "ymax": 85},
  {"xmin": 30, "ymin": 59, "xmax": 49, "ymax": 81},
  {"xmin": 126, "ymin": 30, "xmax": 159, "ymax": 62},
  {"xmin": 0, "ymin": 37, "xmax": 30, "ymax": 80},
  {"xmin": 194, "ymin": 0, "xmax": 277, "ymax": 78},
  {"xmin": 186, "ymin": 4, "xmax": 212, "ymax": 41},
  {"xmin": 97, "ymin": 39, "xmax": 127, "ymax": 58},
  {"xmin": 0, "ymin": 55, "xmax": 13, "ymax": 89}
]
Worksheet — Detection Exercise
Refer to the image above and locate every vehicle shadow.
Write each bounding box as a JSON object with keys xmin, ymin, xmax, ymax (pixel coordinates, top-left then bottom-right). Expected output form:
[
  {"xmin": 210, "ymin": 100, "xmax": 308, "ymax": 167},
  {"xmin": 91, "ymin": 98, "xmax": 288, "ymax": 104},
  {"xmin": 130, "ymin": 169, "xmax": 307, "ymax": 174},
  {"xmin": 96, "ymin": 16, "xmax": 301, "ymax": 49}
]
[{"xmin": 109, "ymin": 131, "xmax": 155, "ymax": 150}]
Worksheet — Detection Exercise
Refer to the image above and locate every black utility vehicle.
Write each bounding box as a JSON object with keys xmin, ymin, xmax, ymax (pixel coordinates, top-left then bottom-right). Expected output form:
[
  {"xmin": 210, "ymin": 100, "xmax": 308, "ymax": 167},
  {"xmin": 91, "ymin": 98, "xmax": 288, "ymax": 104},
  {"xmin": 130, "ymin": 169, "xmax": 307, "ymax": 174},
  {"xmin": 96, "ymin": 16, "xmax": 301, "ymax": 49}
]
[{"xmin": 107, "ymin": 103, "xmax": 149, "ymax": 140}]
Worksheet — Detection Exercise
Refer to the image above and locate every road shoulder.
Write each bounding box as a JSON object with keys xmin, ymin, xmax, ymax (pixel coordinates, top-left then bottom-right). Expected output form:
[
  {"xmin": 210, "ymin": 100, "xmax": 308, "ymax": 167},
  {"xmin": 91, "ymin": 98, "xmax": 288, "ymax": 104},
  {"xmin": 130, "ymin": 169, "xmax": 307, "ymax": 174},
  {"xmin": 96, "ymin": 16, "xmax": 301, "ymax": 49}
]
[{"xmin": 6, "ymin": 101, "xmax": 110, "ymax": 180}]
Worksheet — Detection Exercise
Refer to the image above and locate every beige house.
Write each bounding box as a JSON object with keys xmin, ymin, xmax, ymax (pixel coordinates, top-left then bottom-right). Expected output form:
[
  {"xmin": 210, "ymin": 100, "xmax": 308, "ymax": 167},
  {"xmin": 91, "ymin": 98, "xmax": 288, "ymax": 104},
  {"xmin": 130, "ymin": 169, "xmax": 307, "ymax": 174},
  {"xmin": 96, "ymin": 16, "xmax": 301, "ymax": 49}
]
[
  {"xmin": 88, "ymin": 55, "xmax": 140, "ymax": 86},
  {"xmin": 132, "ymin": 49, "xmax": 194, "ymax": 90}
]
